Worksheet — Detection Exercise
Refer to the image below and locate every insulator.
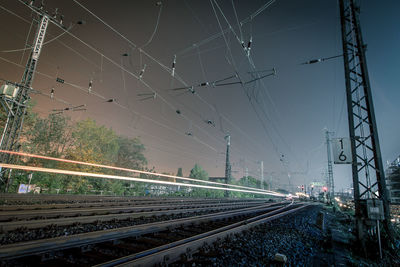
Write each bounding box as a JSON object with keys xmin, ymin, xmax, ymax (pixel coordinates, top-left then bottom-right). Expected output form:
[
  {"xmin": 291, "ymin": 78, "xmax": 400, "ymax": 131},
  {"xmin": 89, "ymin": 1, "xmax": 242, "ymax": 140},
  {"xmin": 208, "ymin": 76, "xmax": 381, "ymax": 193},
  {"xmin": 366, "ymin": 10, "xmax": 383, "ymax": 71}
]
[
  {"xmin": 200, "ymin": 82, "xmax": 209, "ymax": 87},
  {"xmin": 53, "ymin": 8, "xmax": 58, "ymax": 18},
  {"xmin": 139, "ymin": 64, "xmax": 147, "ymax": 79},
  {"xmin": 171, "ymin": 55, "xmax": 176, "ymax": 77},
  {"xmin": 307, "ymin": 59, "xmax": 322, "ymax": 64},
  {"xmin": 88, "ymin": 79, "xmax": 92, "ymax": 93},
  {"xmin": 247, "ymin": 37, "xmax": 252, "ymax": 56},
  {"xmin": 247, "ymin": 37, "xmax": 252, "ymax": 49},
  {"xmin": 50, "ymin": 88, "xmax": 54, "ymax": 99}
]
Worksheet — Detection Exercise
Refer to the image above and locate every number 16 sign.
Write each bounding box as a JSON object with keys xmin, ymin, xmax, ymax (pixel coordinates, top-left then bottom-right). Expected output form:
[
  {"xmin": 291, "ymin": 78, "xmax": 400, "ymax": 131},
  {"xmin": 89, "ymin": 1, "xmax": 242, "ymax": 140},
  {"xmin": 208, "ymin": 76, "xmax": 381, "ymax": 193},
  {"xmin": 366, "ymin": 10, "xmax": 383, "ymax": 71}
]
[{"xmin": 332, "ymin": 137, "xmax": 352, "ymax": 164}]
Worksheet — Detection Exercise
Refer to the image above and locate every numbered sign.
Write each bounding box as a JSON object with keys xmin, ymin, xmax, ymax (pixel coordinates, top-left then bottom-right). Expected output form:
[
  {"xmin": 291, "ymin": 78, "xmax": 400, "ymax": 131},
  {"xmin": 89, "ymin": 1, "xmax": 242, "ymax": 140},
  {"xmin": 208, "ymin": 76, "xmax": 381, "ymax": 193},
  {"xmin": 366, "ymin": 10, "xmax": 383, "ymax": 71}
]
[{"xmin": 332, "ymin": 137, "xmax": 352, "ymax": 164}]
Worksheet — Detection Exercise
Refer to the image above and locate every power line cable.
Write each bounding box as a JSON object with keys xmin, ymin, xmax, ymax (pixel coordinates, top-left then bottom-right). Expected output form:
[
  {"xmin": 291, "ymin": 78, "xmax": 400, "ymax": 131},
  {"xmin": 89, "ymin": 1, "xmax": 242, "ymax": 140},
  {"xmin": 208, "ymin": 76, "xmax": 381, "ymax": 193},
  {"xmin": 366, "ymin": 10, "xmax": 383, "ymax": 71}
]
[{"xmin": 0, "ymin": 24, "xmax": 75, "ymax": 53}]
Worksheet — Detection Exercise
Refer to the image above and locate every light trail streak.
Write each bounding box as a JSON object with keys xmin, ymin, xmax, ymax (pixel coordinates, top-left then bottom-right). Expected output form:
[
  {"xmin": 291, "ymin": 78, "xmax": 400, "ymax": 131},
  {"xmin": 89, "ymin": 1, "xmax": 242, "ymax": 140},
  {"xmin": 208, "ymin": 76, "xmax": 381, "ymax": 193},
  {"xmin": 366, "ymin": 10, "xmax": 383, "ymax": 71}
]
[
  {"xmin": 0, "ymin": 150, "xmax": 281, "ymax": 195},
  {"xmin": 0, "ymin": 163, "xmax": 285, "ymax": 197}
]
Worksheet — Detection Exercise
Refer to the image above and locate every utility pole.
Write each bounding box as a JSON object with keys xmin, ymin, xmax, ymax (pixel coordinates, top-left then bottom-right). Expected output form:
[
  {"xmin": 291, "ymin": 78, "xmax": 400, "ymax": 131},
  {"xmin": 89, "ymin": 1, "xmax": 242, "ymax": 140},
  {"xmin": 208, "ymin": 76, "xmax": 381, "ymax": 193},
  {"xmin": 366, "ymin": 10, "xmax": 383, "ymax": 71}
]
[
  {"xmin": 260, "ymin": 161, "xmax": 264, "ymax": 189},
  {"xmin": 224, "ymin": 134, "xmax": 231, "ymax": 197},
  {"xmin": 245, "ymin": 167, "xmax": 248, "ymax": 186},
  {"xmin": 0, "ymin": 2, "xmax": 64, "ymax": 190},
  {"xmin": 339, "ymin": 0, "xmax": 392, "ymax": 242},
  {"xmin": 325, "ymin": 129, "xmax": 334, "ymax": 204}
]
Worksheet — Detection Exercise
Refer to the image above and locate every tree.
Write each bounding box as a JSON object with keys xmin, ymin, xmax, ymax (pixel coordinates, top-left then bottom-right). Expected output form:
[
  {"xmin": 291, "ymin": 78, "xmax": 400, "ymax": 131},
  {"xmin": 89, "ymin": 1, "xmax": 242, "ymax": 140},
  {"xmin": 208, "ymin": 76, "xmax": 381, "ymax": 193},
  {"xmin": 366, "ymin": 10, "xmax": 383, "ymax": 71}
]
[
  {"xmin": 116, "ymin": 136, "xmax": 147, "ymax": 170},
  {"xmin": 188, "ymin": 164, "xmax": 212, "ymax": 197},
  {"xmin": 68, "ymin": 118, "xmax": 119, "ymax": 164},
  {"xmin": 9, "ymin": 113, "xmax": 73, "ymax": 193},
  {"xmin": 23, "ymin": 113, "xmax": 72, "ymax": 157},
  {"xmin": 177, "ymin": 167, "xmax": 183, "ymax": 177},
  {"xmin": 189, "ymin": 164, "xmax": 208, "ymax": 180},
  {"xmin": 66, "ymin": 119, "xmax": 120, "ymax": 193}
]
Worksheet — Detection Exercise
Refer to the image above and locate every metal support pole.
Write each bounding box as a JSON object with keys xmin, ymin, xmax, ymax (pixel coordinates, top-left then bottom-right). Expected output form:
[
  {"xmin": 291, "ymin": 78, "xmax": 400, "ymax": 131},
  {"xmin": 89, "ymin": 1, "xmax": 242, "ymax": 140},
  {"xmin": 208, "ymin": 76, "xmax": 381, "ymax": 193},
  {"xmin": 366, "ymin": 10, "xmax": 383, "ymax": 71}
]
[
  {"xmin": 339, "ymin": 0, "xmax": 392, "ymax": 242},
  {"xmin": 0, "ymin": 2, "xmax": 65, "ymax": 191},
  {"xmin": 260, "ymin": 161, "xmax": 264, "ymax": 189},
  {"xmin": 325, "ymin": 129, "xmax": 334, "ymax": 204},
  {"xmin": 224, "ymin": 134, "xmax": 231, "ymax": 197}
]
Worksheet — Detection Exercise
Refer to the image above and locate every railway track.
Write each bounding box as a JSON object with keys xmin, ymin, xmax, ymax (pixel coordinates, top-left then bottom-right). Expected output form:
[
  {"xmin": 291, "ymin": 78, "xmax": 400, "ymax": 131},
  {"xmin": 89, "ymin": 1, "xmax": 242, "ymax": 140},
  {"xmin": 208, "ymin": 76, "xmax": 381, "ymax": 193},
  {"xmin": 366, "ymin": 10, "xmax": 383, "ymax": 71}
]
[
  {"xmin": 0, "ymin": 200, "xmax": 266, "ymax": 221},
  {"xmin": 0, "ymin": 194, "xmax": 260, "ymax": 205},
  {"xmin": 0, "ymin": 201, "xmax": 265, "ymax": 232},
  {"xmin": 0, "ymin": 201, "xmax": 310, "ymax": 266}
]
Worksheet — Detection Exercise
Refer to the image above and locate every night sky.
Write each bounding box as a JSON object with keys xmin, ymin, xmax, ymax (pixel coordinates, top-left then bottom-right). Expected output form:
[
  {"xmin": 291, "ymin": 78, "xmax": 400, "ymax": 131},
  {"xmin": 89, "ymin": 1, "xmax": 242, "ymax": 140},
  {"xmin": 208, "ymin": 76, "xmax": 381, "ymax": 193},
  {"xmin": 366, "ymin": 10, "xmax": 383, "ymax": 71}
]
[{"xmin": 0, "ymin": 0, "xmax": 398, "ymax": 192}]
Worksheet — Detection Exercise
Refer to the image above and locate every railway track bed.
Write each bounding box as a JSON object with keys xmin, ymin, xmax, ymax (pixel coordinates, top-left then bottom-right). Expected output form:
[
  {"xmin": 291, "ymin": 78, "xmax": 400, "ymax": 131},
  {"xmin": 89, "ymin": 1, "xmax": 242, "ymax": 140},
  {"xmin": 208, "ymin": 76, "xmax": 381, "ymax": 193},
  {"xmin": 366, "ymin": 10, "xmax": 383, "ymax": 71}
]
[{"xmin": 0, "ymin": 201, "xmax": 311, "ymax": 266}]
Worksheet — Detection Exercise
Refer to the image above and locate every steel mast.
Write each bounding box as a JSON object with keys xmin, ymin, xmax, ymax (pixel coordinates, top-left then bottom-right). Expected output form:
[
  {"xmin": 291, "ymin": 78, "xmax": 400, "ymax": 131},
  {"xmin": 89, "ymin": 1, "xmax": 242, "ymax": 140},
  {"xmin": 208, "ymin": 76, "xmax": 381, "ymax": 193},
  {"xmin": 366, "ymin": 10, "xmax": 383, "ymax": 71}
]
[
  {"xmin": 339, "ymin": 0, "xmax": 391, "ymax": 240},
  {"xmin": 0, "ymin": 2, "xmax": 64, "ymax": 189}
]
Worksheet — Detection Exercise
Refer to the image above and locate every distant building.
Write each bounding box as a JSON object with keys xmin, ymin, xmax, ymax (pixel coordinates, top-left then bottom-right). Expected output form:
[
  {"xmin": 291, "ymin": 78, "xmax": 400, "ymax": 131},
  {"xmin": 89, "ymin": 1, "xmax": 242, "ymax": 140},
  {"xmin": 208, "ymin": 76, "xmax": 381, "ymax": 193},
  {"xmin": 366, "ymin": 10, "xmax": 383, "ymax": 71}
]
[{"xmin": 386, "ymin": 156, "xmax": 400, "ymax": 204}]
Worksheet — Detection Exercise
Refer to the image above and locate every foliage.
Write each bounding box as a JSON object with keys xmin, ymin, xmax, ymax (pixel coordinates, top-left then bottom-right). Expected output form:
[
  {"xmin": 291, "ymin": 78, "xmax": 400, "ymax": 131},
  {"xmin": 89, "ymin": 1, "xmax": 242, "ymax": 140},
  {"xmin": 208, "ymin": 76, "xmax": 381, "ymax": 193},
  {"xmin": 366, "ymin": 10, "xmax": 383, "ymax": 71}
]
[
  {"xmin": 189, "ymin": 164, "xmax": 208, "ymax": 180},
  {"xmin": 116, "ymin": 136, "xmax": 147, "ymax": 170},
  {"xmin": 23, "ymin": 113, "xmax": 72, "ymax": 157},
  {"xmin": 176, "ymin": 167, "xmax": 183, "ymax": 177},
  {"xmin": 7, "ymin": 113, "xmax": 148, "ymax": 196}
]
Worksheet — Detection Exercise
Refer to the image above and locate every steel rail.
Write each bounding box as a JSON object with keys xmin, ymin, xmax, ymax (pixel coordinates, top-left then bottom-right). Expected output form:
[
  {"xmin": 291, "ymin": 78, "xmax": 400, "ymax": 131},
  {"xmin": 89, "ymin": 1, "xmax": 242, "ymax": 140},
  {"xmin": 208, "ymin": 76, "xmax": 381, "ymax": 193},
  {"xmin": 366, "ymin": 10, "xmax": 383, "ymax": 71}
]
[
  {"xmin": 0, "ymin": 202, "xmax": 265, "ymax": 232},
  {"xmin": 0, "ymin": 201, "xmax": 266, "ymax": 221},
  {"xmin": 99, "ymin": 203, "xmax": 311, "ymax": 267},
  {"xmin": 0, "ymin": 202, "xmax": 287, "ymax": 260},
  {"xmin": 0, "ymin": 199, "xmax": 268, "ymax": 211}
]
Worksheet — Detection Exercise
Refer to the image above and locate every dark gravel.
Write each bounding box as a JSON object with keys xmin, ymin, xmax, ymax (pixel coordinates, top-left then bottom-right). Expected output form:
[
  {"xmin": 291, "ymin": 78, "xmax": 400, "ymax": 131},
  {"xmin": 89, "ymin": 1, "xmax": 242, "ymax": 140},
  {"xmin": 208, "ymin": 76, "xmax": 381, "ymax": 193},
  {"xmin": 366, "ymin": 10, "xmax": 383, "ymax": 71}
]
[{"xmin": 181, "ymin": 205, "xmax": 327, "ymax": 267}]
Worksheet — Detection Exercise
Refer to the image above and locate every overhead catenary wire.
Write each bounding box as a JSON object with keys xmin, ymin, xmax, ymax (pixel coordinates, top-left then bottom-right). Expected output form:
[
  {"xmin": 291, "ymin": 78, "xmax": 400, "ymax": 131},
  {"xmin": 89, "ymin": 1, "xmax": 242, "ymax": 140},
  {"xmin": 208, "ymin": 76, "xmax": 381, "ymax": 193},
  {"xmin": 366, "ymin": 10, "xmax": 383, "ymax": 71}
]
[
  {"xmin": 58, "ymin": 0, "xmax": 222, "ymax": 152},
  {"xmin": 0, "ymin": 24, "xmax": 75, "ymax": 53},
  {"xmin": 63, "ymin": 0, "xmax": 261, "ymax": 156},
  {"xmin": 11, "ymin": 0, "xmax": 220, "ymax": 152},
  {"xmin": 210, "ymin": 0, "xmax": 290, "ymax": 172},
  {"xmin": 5, "ymin": 1, "xmax": 281, "ymax": 177},
  {"xmin": 0, "ymin": 54, "xmax": 217, "ymax": 152},
  {"xmin": 211, "ymin": 0, "xmax": 305, "ymax": 174}
]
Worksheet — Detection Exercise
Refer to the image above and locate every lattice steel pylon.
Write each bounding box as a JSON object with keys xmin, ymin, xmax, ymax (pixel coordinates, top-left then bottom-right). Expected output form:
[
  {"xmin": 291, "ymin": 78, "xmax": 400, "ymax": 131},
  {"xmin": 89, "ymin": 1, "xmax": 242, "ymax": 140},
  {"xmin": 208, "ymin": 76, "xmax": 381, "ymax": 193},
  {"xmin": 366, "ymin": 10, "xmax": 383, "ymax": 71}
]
[
  {"xmin": 0, "ymin": 2, "xmax": 64, "ymax": 189},
  {"xmin": 339, "ymin": 0, "xmax": 391, "ymax": 240}
]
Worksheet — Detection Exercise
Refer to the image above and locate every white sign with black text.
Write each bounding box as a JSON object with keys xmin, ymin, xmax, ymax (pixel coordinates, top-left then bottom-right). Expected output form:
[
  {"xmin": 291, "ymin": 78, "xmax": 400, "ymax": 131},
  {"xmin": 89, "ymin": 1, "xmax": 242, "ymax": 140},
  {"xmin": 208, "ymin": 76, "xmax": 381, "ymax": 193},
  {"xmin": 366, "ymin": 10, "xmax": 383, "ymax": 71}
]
[{"xmin": 332, "ymin": 137, "xmax": 352, "ymax": 164}]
